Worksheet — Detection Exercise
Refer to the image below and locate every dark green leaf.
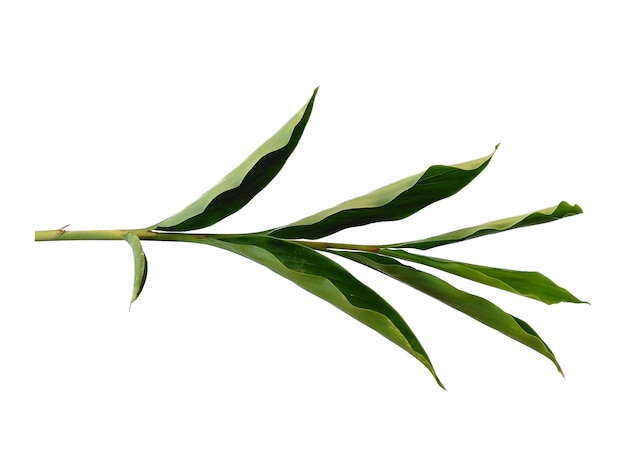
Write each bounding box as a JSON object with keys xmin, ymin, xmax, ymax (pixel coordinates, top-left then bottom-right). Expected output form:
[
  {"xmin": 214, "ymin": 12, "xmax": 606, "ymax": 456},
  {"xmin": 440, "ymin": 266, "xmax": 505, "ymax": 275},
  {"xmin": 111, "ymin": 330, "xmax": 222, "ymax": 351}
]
[
  {"xmin": 334, "ymin": 251, "xmax": 563, "ymax": 375},
  {"xmin": 154, "ymin": 88, "xmax": 318, "ymax": 231},
  {"xmin": 268, "ymin": 145, "xmax": 498, "ymax": 239},
  {"xmin": 124, "ymin": 232, "xmax": 148, "ymax": 308},
  {"xmin": 389, "ymin": 201, "xmax": 582, "ymax": 250},
  {"xmin": 380, "ymin": 249, "xmax": 585, "ymax": 305},
  {"xmin": 200, "ymin": 234, "xmax": 444, "ymax": 388}
]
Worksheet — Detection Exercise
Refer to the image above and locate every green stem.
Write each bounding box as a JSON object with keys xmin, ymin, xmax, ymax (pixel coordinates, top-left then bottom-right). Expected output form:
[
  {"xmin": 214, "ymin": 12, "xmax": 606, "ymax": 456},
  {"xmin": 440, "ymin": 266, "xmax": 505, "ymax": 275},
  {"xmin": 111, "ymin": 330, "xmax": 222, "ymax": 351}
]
[
  {"xmin": 35, "ymin": 227, "xmax": 153, "ymax": 242},
  {"xmin": 34, "ymin": 228, "xmax": 383, "ymax": 253},
  {"xmin": 34, "ymin": 227, "xmax": 220, "ymax": 243},
  {"xmin": 294, "ymin": 240, "xmax": 381, "ymax": 252}
]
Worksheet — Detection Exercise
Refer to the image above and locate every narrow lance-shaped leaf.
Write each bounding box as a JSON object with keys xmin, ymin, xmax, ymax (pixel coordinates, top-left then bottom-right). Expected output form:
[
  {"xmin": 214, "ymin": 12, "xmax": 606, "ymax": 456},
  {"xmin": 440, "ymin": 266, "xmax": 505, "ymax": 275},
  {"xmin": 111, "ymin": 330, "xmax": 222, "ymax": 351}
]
[
  {"xmin": 124, "ymin": 232, "xmax": 148, "ymax": 308},
  {"xmin": 199, "ymin": 234, "xmax": 444, "ymax": 388},
  {"xmin": 380, "ymin": 249, "xmax": 585, "ymax": 305},
  {"xmin": 268, "ymin": 145, "xmax": 499, "ymax": 240},
  {"xmin": 387, "ymin": 201, "xmax": 582, "ymax": 250},
  {"xmin": 333, "ymin": 250, "xmax": 563, "ymax": 375},
  {"xmin": 153, "ymin": 88, "xmax": 318, "ymax": 232}
]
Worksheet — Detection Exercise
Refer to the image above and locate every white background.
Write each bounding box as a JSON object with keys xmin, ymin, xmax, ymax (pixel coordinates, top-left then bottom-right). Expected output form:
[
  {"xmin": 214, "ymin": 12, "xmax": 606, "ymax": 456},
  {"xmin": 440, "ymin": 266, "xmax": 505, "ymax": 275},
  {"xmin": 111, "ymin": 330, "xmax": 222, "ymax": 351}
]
[{"xmin": 2, "ymin": 1, "xmax": 624, "ymax": 468}]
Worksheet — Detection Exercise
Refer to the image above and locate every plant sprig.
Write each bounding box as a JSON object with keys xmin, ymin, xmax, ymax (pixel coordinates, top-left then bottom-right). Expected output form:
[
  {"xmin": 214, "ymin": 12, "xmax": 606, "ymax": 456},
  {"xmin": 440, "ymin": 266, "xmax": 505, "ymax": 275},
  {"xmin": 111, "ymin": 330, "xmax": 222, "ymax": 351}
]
[{"xmin": 34, "ymin": 88, "xmax": 585, "ymax": 388}]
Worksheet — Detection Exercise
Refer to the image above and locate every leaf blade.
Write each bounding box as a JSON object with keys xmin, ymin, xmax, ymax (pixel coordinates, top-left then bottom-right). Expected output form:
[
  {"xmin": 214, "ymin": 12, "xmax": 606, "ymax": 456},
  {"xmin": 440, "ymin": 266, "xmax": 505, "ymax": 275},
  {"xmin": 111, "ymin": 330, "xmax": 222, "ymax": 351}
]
[
  {"xmin": 201, "ymin": 234, "xmax": 443, "ymax": 387},
  {"xmin": 154, "ymin": 88, "xmax": 318, "ymax": 231},
  {"xmin": 268, "ymin": 145, "xmax": 499, "ymax": 239},
  {"xmin": 389, "ymin": 201, "xmax": 582, "ymax": 250},
  {"xmin": 124, "ymin": 232, "xmax": 148, "ymax": 308},
  {"xmin": 381, "ymin": 249, "xmax": 585, "ymax": 305},
  {"xmin": 334, "ymin": 251, "xmax": 563, "ymax": 375}
]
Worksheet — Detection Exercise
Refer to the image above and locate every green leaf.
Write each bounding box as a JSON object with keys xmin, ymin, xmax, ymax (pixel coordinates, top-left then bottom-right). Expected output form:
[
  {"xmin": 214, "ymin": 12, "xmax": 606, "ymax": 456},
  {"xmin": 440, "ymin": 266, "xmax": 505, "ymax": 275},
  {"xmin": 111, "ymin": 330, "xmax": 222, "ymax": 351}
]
[
  {"xmin": 333, "ymin": 251, "xmax": 563, "ymax": 375},
  {"xmin": 124, "ymin": 232, "xmax": 148, "ymax": 308},
  {"xmin": 389, "ymin": 201, "xmax": 582, "ymax": 250},
  {"xmin": 380, "ymin": 249, "xmax": 585, "ymax": 305},
  {"xmin": 154, "ymin": 88, "xmax": 319, "ymax": 232},
  {"xmin": 268, "ymin": 145, "xmax": 498, "ymax": 240},
  {"xmin": 200, "ymin": 234, "xmax": 444, "ymax": 388}
]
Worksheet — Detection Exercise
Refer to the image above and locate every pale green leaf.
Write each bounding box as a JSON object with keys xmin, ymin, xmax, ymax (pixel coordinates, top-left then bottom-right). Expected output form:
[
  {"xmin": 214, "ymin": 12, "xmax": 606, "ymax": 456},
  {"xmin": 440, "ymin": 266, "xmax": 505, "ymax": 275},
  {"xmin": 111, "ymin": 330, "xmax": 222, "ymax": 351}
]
[
  {"xmin": 380, "ymin": 249, "xmax": 585, "ymax": 305},
  {"xmin": 268, "ymin": 145, "xmax": 499, "ymax": 239},
  {"xmin": 334, "ymin": 251, "xmax": 563, "ymax": 375},
  {"xmin": 154, "ymin": 88, "xmax": 318, "ymax": 231},
  {"xmin": 199, "ymin": 234, "xmax": 444, "ymax": 388},
  {"xmin": 389, "ymin": 201, "xmax": 582, "ymax": 250},
  {"xmin": 124, "ymin": 232, "xmax": 148, "ymax": 308}
]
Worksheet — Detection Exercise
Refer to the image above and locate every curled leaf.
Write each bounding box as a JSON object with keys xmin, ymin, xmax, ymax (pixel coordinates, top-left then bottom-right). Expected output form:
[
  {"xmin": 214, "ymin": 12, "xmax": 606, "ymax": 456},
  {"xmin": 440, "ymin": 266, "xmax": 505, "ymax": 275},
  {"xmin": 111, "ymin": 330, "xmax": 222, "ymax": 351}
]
[
  {"xmin": 200, "ymin": 234, "xmax": 444, "ymax": 388},
  {"xmin": 334, "ymin": 251, "xmax": 563, "ymax": 375},
  {"xmin": 154, "ymin": 88, "xmax": 318, "ymax": 231},
  {"xmin": 380, "ymin": 249, "xmax": 585, "ymax": 305},
  {"xmin": 124, "ymin": 232, "xmax": 148, "ymax": 308},
  {"xmin": 268, "ymin": 145, "xmax": 498, "ymax": 240},
  {"xmin": 389, "ymin": 201, "xmax": 582, "ymax": 250}
]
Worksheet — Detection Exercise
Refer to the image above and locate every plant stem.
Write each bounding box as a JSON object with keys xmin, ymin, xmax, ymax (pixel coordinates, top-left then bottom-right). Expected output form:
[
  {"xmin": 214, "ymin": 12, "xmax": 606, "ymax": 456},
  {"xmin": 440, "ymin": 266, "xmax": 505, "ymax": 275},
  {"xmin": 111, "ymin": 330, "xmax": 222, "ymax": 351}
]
[
  {"xmin": 34, "ymin": 228, "xmax": 151, "ymax": 242},
  {"xmin": 294, "ymin": 240, "xmax": 380, "ymax": 252},
  {"xmin": 34, "ymin": 228, "xmax": 383, "ymax": 253},
  {"xmin": 34, "ymin": 228, "xmax": 222, "ymax": 244}
]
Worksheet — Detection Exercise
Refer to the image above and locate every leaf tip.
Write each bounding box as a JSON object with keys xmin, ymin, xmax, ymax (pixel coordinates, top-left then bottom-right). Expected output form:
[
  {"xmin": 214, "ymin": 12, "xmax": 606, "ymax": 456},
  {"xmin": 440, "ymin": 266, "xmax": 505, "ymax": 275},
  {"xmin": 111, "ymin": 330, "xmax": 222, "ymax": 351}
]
[
  {"xmin": 553, "ymin": 357, "xmax": 564, "ymax": 377},
  {"xmin": 128, "ymin": 288, "xmax": 140, "ymax": 311},
  {"xmin": 556, "ymin": 201, "xmax": 583, "ymax": 216},
  {"xmin": 436, "ymin": 377, "xmax": 447, "ymax": 390},
  {"xmin": 425, "ymin": 363, "xmax": 446, "ymax": 390},
  {"xmin": 308, "ymin": 87, "xmax": 320, "ymax": 106}
]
